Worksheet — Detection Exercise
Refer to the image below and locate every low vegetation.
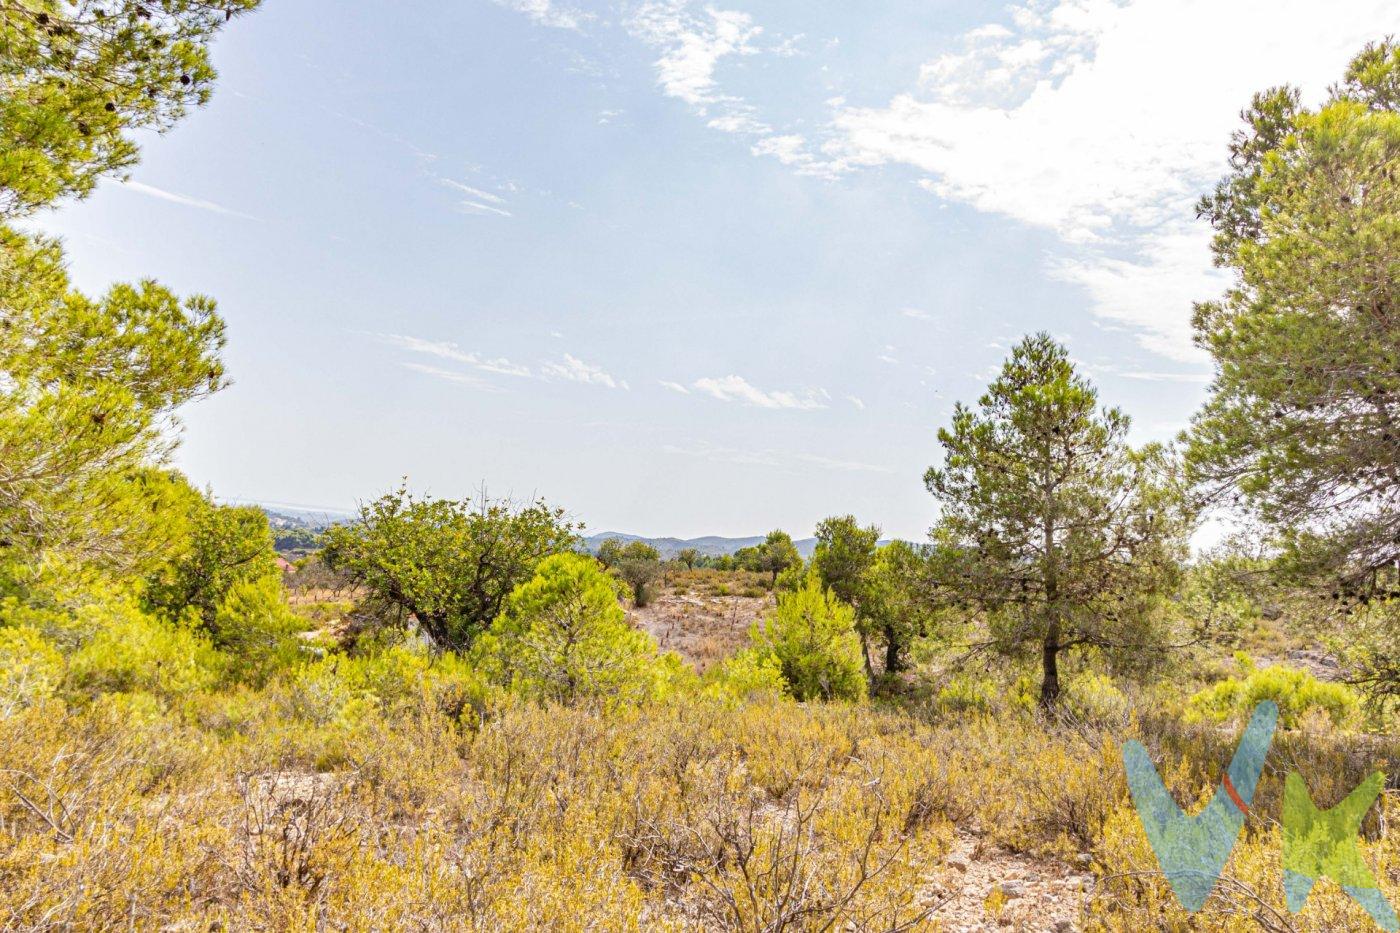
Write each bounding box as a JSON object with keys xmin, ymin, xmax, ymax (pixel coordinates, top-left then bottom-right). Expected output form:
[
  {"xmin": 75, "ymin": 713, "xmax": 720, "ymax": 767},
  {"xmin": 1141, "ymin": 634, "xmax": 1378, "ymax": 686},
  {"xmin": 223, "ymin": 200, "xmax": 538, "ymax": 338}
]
[{"xmin": 1, "ymin": 6, "xmax": 1397, "ymax": 930}]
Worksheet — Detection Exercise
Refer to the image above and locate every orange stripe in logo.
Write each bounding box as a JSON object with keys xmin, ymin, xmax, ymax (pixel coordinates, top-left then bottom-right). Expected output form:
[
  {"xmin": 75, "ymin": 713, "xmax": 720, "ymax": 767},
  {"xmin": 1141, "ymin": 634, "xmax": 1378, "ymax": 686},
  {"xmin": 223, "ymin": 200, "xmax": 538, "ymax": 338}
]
[{"xmin": 1223, "ymin": 772, "xmax": 1249, "ymax": 814}]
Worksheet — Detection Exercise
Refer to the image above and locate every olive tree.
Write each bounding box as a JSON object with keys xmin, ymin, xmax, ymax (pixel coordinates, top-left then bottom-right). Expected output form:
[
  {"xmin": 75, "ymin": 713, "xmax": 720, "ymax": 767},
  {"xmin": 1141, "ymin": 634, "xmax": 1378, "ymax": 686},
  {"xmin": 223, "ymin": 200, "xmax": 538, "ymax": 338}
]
[{"xmin": 320, "ymin": 487, "xmax": 579, "ymax": 652}]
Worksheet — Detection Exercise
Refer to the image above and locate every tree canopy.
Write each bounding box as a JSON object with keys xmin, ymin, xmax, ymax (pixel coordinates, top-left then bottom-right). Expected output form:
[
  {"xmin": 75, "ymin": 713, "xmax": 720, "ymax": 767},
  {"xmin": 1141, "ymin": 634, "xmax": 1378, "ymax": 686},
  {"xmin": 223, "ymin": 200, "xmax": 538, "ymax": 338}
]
[
  {"xmin": 0, "ymin": 0, "xmax": 260, "ymax": 219},
  {"xmin": 475, "ymin": 552, "xmax": 674, "ymax": 705},
  {"xmin": 1189, "ymin": 40, "xmax": 1400, "ymax": 592},
  {"xmin": 927, "ymin": 333, "xmax": 1191, "ymax": 705},
  {"xmin": 320, "ymin": 488, "xmax": 579, "ymax": 652}
]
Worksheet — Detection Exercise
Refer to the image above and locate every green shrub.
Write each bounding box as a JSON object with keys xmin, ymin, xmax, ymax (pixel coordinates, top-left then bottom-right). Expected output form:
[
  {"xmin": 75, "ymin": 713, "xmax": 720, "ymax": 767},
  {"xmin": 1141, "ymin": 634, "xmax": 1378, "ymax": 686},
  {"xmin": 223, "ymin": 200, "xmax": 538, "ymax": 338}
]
[
  {"xmin": 0, "ymin": 625, "xmax": 65, "ymax": 714},
  {"xmin": 67, "ymin": 601, "xmax": 223, "ymax": 700},
  {"xmin": 291, "ymin": 643, "xmax": 490, "ymax": 725},
  {"xmin": 1186, "ymin": 654, "xmax": 1359, "ymax": 728},
  {"xmin": 701, "ymin": 648, "xmax": 788, "ymax": 704},
  {"xmin": 748, "ymin": 579, "xmax": 867, "ymax": 701},
  {"xmin": 476, "ymin": 553, "xmax": 677, "ymax": 706},
  {"xmin": 213, "ymin": 575, "xmax": 308, "ymax": 684}
]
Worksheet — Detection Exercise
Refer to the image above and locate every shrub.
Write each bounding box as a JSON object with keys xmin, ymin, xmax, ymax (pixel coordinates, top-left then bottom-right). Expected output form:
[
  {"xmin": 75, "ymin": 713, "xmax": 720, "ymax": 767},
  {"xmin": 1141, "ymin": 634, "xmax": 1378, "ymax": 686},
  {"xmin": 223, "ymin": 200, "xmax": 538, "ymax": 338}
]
[
  {"xmin": 291, "ymin": 643, "xmax": 489, "ymax": 725},
  {"xmin": 701, "ymin": 648, "xmax": 788, "ymax": 704},
  {"xmin": 1186, "ymin": 654, "xmax": 1360, "ymax": 728},
  {"xmin": 476, "ymin": 553, "xmax": 676, "ymax": 705},
  {"xmin": 67, "ymin": 600, "xmax": 223, "ymax": 700},
  {"xmin": 749, "ymin": 579, "xmax": 867, "ymax": 701},
  {"xmin": 0, "ymin": 625, "xmax": 64, "ymax": 714},
  {"xmin": 213, "ymin": 575, "xmax": 309, "ymax": 684}
]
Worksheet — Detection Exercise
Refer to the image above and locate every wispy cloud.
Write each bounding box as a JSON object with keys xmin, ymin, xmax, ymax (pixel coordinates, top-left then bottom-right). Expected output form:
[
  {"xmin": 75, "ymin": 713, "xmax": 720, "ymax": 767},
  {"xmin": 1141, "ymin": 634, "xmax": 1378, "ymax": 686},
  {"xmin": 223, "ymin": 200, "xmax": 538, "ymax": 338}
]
[
  {"xmin": 541, "ymin": 354, "xmax": 628, "ymax": 389},
  {"xmin": 829, "ymin": 0, "xmax": 1391, "ymax": 362},
  {"xmin": 625, "ymin": 2, "xmax": 842, "ymax": 178},
  {"xmin": 662, "ymin": 442, "xmax": 783, "ymax": 468},
  {"xmin": 794, "ymin": 453, "xmax": 895, "ymax": 474},
  {"xmin": 374, "ymin": 333, "xmax": 532, "ymax": 377},
  {"xmin": 491, "ymin": 0, "xmax": 591, "ymax": 31},
  {"xmin": 401, "ymin": 362, "xmax": 504, "ymax": 391},
  {"xmin": 664, "ymin": 442, "xmax": 892, "ymax": 474},
  {"xmin": 440, "ymin": 179, "xmax": 508, "ymax": 204},
  {"xmin": 121, "ymin": 180, "xmax": 258, "ymax": 220},
  {"xmin": 846, "ymin": 395, "xmax": 866, "ymax": 410},
  {"xmin": 901, "ymin": 307, "xmax": 933, "ymax": 320},
  {"xmin": 659, "ymin": 380, "xmax": 690, "ymax": 394},
  {"xmin": 432, "ymin": 176, "xmax": 513, "ymax": 217},
  {"xmin": 1086, "ymin": 361, "xmax": 1213, "ymax": 383},
  {"xmin": 690, "ymin": 374, "xmax": 827, "ymax": 410},
  {"xmin": 376, "ymin": 333, "xmax": 630, "ymax": 392}
]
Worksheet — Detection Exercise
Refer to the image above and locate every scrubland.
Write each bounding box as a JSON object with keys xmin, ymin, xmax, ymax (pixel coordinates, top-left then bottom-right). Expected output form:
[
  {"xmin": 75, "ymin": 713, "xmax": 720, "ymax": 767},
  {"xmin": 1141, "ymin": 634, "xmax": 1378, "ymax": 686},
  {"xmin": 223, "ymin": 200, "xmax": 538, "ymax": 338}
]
[{"xmin": 2, "ymin": 570, "xmax": 1396, "ymax": 932}]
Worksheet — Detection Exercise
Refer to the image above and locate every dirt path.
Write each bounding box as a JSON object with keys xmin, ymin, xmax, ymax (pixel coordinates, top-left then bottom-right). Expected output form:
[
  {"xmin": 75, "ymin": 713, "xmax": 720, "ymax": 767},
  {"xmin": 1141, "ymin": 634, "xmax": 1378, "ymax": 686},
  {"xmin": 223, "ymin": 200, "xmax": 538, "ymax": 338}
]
[{"xmin": 919, "ymin": 832, "xmax": 1092, "ymax": 931}]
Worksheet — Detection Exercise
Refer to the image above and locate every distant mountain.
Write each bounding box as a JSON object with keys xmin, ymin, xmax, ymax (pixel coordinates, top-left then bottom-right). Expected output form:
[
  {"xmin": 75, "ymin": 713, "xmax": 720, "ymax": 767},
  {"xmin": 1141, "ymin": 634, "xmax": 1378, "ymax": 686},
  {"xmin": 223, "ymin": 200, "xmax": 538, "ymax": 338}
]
[
  {"xmin": 583, "ymin": 532, "xmax": 833, "ymax": 558},
  {"xmin": 257, "ymin": 506, "xmax": 351, "ymax": 532}
]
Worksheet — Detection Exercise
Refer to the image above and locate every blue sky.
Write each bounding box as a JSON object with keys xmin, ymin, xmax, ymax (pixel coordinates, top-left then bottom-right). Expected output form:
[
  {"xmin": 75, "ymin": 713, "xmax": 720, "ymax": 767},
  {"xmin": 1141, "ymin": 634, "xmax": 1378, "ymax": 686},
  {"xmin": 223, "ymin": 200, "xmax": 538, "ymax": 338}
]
[{"xmin": 35, "ymin": 0, "xmax": 1396, "ymax": 539}]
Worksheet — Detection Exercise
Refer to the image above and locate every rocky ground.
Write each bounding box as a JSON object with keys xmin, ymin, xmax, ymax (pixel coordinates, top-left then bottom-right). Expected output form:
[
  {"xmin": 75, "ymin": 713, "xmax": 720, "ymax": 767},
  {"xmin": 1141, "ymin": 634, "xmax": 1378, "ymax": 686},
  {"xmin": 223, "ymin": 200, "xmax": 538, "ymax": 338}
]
[{"xmin": 920, "ymin": 832, "xmax": 1092, "ymax": 931}]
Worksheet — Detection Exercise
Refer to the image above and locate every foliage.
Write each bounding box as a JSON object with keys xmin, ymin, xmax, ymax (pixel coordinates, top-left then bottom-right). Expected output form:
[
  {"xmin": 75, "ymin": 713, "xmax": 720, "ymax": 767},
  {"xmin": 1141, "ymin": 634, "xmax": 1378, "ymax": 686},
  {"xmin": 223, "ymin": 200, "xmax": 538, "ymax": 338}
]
[
  {"xmin": 0, "ymin": 227, "xmax": 228, "ymax": 572},
  {"xmin": 810, "ymin": 515, "xmax": 880, "ymax": 609},
  {"xmin": 736, "ymin": 529, "xmax": 802, "ymax": 585},
  {"xmin": 475, "ymin": 553, "xmax": 675, "ymax": 706},
  {"xmin": 212, "ymin": 575, "xmax": 308, "ymax": 686},
  {"xmin": 926, "ymin": 333, "xmax": 1191, "ymax": 705},
  {"xmin": 1190, "ymin": 40, "xmax": 1400, "ymax": 599},
  {"xmin": 810, "ymin": 514, "xmax": 881, "ymax": 676},
  {"xmin": 609, "ymin": 539, "xmax": 661, "ymax": 606},
  {"xmin": 749, "ymin": 578, "xmax": 867, "ymax": 701},
  {"xmin": 700, "ymin": 647, "xmax": 789, "ymax": 704},
  {"xmin": 320, "ymin": 486, "xmax": 579, "ymax": 651},
  {"xmin": 0, "ymin": 624, "xmax": 64, "ymax": 714},
  {"xmin": 1186, "ymin": 655, "xmax": 1360, "ymax": 729},
  {"xmin": 144, "ymin": 498, "xmax": 278, "ymax": 628},
  {"xmin": 863, "ymin": 539, "xmax": 938, "ymax": 675},
  {"xmin": 66, "ymin": 597, "xmax": 222, "ymax": 700},
  {"xmin": 0, "ymin": 0, "xmax": 261, "ymax": 219},
  {"xmin": 289, "ymin": 643, "xmax": 489, "ymax": 729}
]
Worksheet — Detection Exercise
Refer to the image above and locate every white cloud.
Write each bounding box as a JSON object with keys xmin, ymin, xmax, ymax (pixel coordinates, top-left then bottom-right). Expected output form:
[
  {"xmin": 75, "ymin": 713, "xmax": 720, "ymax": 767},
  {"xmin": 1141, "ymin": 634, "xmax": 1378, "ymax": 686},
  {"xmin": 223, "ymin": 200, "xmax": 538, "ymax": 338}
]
[
  {"xmin": 457, "ymin": 200, "xmax": 512, "ymax": 218},
  {"xmin": 627, "ymin": 2, "xmax": 843, "ymax": 177},
  {"xmin": 659, "ymin": 380, "xmax": 691, "ymax": 394},
  {"xmin": 440, "ymin": 179, "xmax": 508, "ymax": 204},
  {"xmin": 627, "ymin": 2, "xmax": 761, "ymax": 108},
  {"xmin": 828, "ymin": 0, "xmax": 1392, "ymax": 362},
  {"xmin": 690, "ymin": 374, "xmax": 827, "ymax": 410},
  {"xmin": 541, "ymin": 354, "xmax": 628, "ymax": 389},
  {"xmin": 664, "ymin": 442, "xmax": 892, "ymax": 473},
  {"xmin": 794, "ymin": 453, "xmax": 895, "ymax": 474},
  {"xmin": 846, "ymin": 395, "xmax": 866, "ymax": 410},
  {"xmin": 121, "ymin": 180, "xmax": 257, "ymax": 220},
  {"xmin": 901, "ymin": 307, "xmax": 933, "ymax": 320},
  {"xmin": 401, "ymin": 362, "xmax": 504, "ymax": 392},
  {"xmin": 492, "ymin": 0, "xmax": 591, "ymax": 31},
  {"xmin": 1048, "ymin": 230, "xmax": 1225, "ymax": 362},
  {"xmin": 662, "ymin": 442, "xmax": 783, "ymax": 468},
  {"xmin": 373, "ymin": 333, "xmax": 532, "ymax": 377},
  {"xmin": 376, "ymin": 334, "xmax": 627, "ymax": 391}
]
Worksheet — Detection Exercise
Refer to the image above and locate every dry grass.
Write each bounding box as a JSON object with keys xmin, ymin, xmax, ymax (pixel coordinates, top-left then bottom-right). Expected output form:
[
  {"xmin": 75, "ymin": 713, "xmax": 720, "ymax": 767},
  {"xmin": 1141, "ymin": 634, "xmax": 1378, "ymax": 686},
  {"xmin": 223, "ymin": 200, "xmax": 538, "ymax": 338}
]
[
  {"xmin": 628, "ymin": 578, "xmax": 773, "ymax": 672},
  {"xmin": 2, "ymin": 677, "xmax": 1396, "ymax": 931}
]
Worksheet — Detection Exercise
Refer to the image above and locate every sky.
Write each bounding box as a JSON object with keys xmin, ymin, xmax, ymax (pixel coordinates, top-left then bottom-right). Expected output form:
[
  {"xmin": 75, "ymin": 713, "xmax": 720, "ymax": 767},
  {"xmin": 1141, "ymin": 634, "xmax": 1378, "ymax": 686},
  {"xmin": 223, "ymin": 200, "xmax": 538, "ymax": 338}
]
[{"xmin": 34, "ymin": 0, "xmax": 1397, "ymax": 540}]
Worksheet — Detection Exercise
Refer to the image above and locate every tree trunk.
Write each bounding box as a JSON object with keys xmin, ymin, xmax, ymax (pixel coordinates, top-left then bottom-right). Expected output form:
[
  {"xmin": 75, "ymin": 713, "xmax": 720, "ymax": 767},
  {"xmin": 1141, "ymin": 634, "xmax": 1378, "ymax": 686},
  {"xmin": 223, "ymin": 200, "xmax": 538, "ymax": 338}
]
[
  {"xmin": 1040, "ymin": 622, "xmax": 1061, "ymax": 707},
  {"xmin": 883, "ymin": 625, "xmax": 905, "ymax": 674},
  {"xmin": 859, "ymin": 631, "xmax": 874, "ymax": 681}
]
